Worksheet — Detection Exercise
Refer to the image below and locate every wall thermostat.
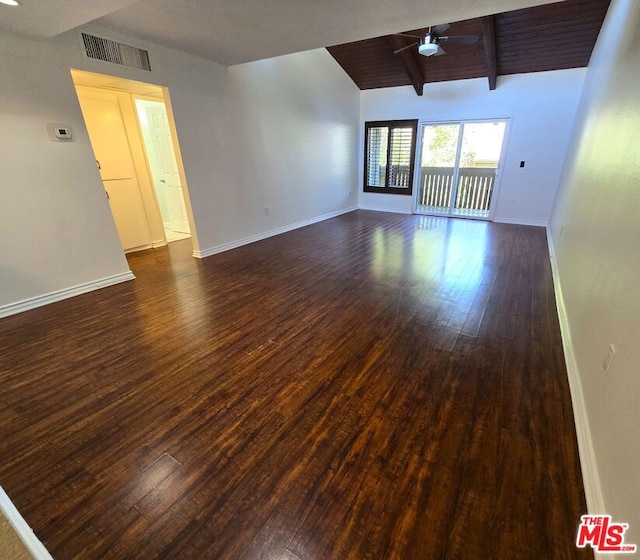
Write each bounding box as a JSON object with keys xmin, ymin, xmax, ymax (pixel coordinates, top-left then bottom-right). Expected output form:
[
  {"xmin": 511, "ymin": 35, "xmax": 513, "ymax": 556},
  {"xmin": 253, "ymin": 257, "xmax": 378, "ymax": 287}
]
[{"xmin": 46, "ymin": 123, "xmax": 74, "ymax": 142}]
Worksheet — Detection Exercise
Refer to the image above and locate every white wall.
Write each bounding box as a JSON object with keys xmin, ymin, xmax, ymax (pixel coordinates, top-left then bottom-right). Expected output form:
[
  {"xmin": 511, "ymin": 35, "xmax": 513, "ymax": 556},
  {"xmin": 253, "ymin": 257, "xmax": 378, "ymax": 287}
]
[
  {"xmin": 0, "ymin": 31, "xmax": 131, "ymax": 311},
  {"xmin": 359, "ymin": 69, "xmax": 586, "ymax": 225},
  {"xmin": 0, "ymin": 27, "xmax": 359, "ymax": 313},
  {"xmin": 549, "ymin": 0, "xmax": 640, "ymax": 544},
  {"xmin": 204, "ymin": 49, "xmax": 360, "ymax": 255}
]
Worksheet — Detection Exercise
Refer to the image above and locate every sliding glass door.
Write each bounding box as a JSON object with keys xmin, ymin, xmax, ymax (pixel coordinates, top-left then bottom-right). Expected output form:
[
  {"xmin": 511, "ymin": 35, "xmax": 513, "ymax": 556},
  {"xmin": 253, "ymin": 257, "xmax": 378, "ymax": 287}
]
[
  {"xmin": 415, "ymin": 120, "xmax": 507, "ymax": 219},
  {"xmin": 414, "ymin": 123, "xmax": 460, "ymax": 215}
]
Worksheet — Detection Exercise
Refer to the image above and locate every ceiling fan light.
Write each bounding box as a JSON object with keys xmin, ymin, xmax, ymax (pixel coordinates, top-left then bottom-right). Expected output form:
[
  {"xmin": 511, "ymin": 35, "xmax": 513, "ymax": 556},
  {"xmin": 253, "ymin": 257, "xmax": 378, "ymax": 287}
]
[{"xmin": 418, "ymin": 42, "xmax": 439, "ymax": 57}]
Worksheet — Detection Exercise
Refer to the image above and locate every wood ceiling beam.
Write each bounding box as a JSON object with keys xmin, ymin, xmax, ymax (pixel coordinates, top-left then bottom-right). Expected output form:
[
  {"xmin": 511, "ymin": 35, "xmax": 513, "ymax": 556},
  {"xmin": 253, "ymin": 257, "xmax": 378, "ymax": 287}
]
[
  {"xmin": 388, "ymin": 36, "xmax": 424, "ymax": 96},
  {"xmin": 482, "ymin": 15, "xmax": 498, "ymax": 90}
]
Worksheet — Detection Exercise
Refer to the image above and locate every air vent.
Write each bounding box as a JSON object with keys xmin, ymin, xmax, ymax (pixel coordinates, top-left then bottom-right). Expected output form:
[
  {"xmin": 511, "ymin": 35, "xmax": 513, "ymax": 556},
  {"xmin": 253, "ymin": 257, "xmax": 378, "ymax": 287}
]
[{"xmin": 81, "ymin": 33, "xmax": 151, "ymax": 72}]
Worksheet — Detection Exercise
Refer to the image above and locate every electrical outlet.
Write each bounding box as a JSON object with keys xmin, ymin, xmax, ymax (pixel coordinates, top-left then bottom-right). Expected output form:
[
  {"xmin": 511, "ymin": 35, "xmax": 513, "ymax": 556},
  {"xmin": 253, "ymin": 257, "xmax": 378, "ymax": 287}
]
[
  {"xmin": 602, "ymin": 344, "xmax": 616, "ymax": 375},
  {"xmin": 264, "ymin": 207, "xmax": 271, "ymax": 216}
]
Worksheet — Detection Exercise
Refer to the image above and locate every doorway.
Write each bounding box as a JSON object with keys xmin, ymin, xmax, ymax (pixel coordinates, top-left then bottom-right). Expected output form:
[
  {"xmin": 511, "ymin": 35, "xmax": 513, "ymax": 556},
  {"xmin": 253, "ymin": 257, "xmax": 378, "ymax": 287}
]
[
  {"xmin": 70, "ymin": 69, "xmax": 193, "ymax": 253},
  {"xmin": 134, "ymin": 99, "xmax": 191, "ymax": 242},
  {"xmin": 414, "ymin": 120, "xmax": 508, "ymax": 220}
]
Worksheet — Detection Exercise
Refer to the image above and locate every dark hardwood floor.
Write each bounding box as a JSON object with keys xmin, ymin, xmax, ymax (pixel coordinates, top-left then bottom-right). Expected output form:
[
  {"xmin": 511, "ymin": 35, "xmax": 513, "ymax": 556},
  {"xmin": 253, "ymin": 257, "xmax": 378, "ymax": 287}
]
[{"xmin": 0, "ymin": 211, "xmax": 588, "ymax": 559}]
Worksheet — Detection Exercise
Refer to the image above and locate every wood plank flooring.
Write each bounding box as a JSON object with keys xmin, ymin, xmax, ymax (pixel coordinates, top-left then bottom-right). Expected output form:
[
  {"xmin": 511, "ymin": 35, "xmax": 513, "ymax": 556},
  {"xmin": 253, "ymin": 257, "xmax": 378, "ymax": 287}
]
[{"xmin": 0, "ymin": 211, "xmax": 588, "ymax": 559}]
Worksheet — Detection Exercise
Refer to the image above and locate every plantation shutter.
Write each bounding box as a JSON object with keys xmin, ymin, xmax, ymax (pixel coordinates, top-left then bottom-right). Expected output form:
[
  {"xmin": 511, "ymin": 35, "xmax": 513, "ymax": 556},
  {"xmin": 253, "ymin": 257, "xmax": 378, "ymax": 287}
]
[
  {"xmin": 388, "ymin": 127, "xmax": 414, "ymax": 188},
  {"xmin": 364, "ymin": 120, "xmax": 417, "ymax": 195},
  {"xmin": 366, "ymin": 126, "xmax": 388, "ymax": 188}
]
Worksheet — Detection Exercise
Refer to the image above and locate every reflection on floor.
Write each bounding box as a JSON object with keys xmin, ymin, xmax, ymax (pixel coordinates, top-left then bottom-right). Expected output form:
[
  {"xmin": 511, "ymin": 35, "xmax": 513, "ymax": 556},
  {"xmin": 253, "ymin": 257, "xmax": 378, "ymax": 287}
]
[
  {"xmin": 0, "ymin": 212, "xmax": 587, "ymax": 559},
  {"xmin": 165, "ymin": 229, "xmax": 191, "ymax": 243},
  {"xmin": 416, "ymin": 205, "xmax": 490, "ymax": 219}
]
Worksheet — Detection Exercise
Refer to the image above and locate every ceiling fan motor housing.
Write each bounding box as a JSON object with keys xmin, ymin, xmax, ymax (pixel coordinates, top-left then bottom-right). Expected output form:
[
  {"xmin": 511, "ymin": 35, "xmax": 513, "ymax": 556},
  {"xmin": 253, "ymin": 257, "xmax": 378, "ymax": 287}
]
[{"xmin": 418, "ymin": 35, "xmax": 440, "ymax": 56}]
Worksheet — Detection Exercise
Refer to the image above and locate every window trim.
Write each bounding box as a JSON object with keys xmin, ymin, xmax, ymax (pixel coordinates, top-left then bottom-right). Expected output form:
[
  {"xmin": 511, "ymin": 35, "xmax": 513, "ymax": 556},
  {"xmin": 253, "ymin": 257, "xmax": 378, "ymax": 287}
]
[{"xmin": 363, "ymin": 119, "xmax": 418, "ymax": 195}]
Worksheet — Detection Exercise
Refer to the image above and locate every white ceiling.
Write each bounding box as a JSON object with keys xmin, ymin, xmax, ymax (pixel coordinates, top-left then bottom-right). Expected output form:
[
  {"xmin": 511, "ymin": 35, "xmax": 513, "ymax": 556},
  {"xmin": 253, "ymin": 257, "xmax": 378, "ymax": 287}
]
[
  {"xmin": 1, "ymin": 0, "xmax": 563, "ymax": 66},
  {"xmin": 0, "ymin": 0, "xmax": 140, "ymax": 39}
]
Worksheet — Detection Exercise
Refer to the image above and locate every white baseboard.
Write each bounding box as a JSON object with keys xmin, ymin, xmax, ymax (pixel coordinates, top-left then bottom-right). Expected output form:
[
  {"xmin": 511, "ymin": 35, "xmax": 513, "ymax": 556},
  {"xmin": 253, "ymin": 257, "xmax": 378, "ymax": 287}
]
[
  {"xmin": 193, "ymin": 206, "xmax": 358, "ymax": 259},
  {"xmin": 307, "ymin": 205, "xmax": 358, "ymax": 225},
  {"xmin": 124, "ymin": 243, "xmax": 153, "ymax": 254},
  {"xmin": 0, "ymin": 271, "xmax": 135, "ymax": 319},
  {"xmin": 0, "ymin": 487, "xmax": 54, "ymax": 560},
  {"xmin": 546, "ymin": 228, "xmax": 606, "ymax": 525},
  {"xmin": 494, "ymin": 217, "xmax": 548, "ymax": 227}
]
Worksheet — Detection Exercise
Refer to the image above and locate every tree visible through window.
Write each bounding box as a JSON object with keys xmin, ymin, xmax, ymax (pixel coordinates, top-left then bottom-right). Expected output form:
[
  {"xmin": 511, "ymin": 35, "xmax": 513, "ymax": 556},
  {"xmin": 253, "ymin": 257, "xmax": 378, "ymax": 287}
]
[{"xmin": 364, "ymin": 120, "xmax": 417, "ymax": 195}]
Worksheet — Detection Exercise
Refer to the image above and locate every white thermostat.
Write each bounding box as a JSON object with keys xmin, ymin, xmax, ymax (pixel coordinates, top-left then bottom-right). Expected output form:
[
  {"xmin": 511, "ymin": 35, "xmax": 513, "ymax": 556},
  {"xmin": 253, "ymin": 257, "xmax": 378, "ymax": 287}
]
[{"xmin": 46, "ymin": 123, "xmax": 74, "ymax": 141}]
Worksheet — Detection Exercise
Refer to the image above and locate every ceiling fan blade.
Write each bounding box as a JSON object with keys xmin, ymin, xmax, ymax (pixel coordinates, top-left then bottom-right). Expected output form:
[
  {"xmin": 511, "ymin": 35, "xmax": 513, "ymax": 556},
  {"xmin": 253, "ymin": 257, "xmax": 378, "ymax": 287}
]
[
  {"xmin": 393, "ymin": 41, "xmax": 419, "ymax": 54},
  {"xmin": 432, "ymin": 23, "xmax": 450, "ymax": 35},
  {"xmin": 439, "ymin": 35, "xmax": 479, "ymax": 45},
  {"xmin": 393, "ymin": 33, "xmax": 423, "ymax": 39},
  {"xmin": 434, "ymin": 45, "xmax": 446, "ymax": 56}
]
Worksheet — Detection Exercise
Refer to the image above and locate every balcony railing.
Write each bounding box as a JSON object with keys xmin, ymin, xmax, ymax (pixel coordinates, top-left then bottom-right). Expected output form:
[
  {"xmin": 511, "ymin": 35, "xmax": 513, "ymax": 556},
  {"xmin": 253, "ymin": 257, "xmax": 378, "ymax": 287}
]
[
  {"xmin": 368, "ymin": 165, "xmax": 497, "ymax": 216},
  {"xmin": 368, "ymin": 165, "xmax": 412, "ymax": 189},
  {"xmin": 417, "ymin": 166, "xmax": 496, "ymax": 213}
]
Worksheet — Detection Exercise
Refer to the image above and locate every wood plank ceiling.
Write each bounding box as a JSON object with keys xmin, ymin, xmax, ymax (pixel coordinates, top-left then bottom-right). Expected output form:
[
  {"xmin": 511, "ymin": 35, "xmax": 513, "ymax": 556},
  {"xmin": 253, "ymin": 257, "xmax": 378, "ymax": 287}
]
[{"xmin": 327, "ymin": 0, "xmax": 611, "ymax": 95}]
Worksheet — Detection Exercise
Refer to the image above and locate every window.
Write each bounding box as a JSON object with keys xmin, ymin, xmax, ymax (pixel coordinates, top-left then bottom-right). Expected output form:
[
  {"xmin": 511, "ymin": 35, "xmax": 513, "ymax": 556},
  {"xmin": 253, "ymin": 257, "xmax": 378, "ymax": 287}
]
[{"xmin": 364, "ymin": 120, "xmax": 418, "ymax": 195}]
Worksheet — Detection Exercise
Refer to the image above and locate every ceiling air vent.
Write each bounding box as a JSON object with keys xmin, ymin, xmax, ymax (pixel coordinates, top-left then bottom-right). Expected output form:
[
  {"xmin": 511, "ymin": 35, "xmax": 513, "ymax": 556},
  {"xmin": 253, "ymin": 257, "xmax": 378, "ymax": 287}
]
[{"xmin": 81, "ymin": 33, "xmax": 151, "ymax": 72}]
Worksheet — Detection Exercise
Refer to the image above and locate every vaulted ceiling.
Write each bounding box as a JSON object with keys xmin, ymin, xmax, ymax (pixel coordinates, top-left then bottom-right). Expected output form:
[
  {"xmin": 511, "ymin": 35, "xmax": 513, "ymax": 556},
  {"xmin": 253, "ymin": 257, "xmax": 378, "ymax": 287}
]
[{"xmin": 327, "ymin": 0, "xmax": 611, "ymax": 95}]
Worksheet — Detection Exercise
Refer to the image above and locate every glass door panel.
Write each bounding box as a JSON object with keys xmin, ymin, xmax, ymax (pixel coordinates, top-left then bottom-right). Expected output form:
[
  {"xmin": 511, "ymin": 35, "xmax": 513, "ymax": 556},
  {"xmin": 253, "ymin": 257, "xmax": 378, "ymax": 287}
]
[
  {"xmin": 415, "ymin": 124, "xmax": 460, "ymax": 215},
  {"xmin": 452, "ymin": 122, "xmax": 506, "ymax": 219},
  {"xmin": 415, "ymin": 120, "xmax": 507, "ymax": 219}
]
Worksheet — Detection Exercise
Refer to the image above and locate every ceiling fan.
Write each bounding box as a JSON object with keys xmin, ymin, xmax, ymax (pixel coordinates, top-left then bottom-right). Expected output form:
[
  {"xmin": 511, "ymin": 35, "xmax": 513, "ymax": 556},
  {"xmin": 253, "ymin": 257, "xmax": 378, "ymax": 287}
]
[{"xmin": 393, "ymin": 24, "xmax": 479, "ymax": 57}]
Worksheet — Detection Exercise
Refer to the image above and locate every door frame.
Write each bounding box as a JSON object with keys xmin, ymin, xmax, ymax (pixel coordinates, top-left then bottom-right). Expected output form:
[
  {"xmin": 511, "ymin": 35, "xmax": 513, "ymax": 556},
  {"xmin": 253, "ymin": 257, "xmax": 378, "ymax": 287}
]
[
  {"xmin": 70, "ymin": 69, "xmax": 197, "ymax": 254},
  {"xmin": 412, "ymin": 117, "xmax": 512, "ymax": 221}
]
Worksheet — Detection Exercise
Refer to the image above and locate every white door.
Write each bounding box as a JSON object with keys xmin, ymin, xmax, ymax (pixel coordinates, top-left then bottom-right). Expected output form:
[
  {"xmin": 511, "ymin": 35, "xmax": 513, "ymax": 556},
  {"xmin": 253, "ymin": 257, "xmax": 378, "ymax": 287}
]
[
  {"xmin": 76, "ymin": 89, "xmax": 153, "ymax": 251},
  {"xmin": 137, "ymin": 101, "xmax": 190, "ymax": 234},
  {"xmin": 104, "ymin": 179, "xmax": 155, "ymax": 251}
]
